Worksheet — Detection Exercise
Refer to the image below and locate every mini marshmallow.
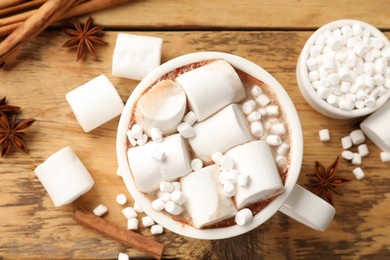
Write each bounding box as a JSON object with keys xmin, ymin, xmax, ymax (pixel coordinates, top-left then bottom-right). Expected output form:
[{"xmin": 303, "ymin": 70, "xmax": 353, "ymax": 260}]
[
  {"xmin": 251, "ymin": 85, "xmax": 263, "ymax": 97},
  {"xmin": 183, "ymin": 111, "xmax": 197, "ymax": 126},
  {"xmin": 152, "ymin": 198, "xmax": 166, "ymax": 211},
  {"xmin": 211, "ymin": 152, "xmax": 223, "ymax": 165},
  {"xmin": 150, "ymin": 128, "xmax": 163, "ymax": 143},
  {"xmin": 172, "ymin": 182, "xmax": 181, "ymax": 191},
  {"xmin": 341, "ymin": 82, "xmax": 352, "ymax": 93},
  {"xmin": 177, "ymin": 122, "xmax": 195, "ymax": 138},
  {"xmin": 247, "ymin": 111, "xmax": 261, "ymax": 122},
  {"xmin": 134, "ymin": 201, "xmax": 143, "ymax": 213},
  {"xmin": 170, "ymin": 190, "xmax": 186, "ymax": 205},
  {"xmin": 127, "ymin": 131, "xmax": 137, "ymax": 146},
  {"xmin": 266, "ymin": 135, "xmax": 282, "ymax": 146},
  {"xmin": 112, "ymin": 33, "xmax": 162, "ymax": 80},
  {"xmin": 328, "ymin": 73, "xmax": 340, "ymax": 86},
  {"xmin": 142, "ymin": 216, "xmax": 155, "ymax": 227},
  {"xmin": 364, "ymin": 96, "xmax": 376, "ymax": 107},
  {"xmin": 122, "ymin": 207, "xmax": 137, "ymax": 219},
  {"xmin": 380, "ymin": 152, "xmax": 390, "ymax": 162},
  {"xmin": 118, "ymin": 252, "xmax": 129, "ymax": 260},
  {"xmin": 226, "ymin": 141, "xmax": 284, "ymax": 208},
  {"xmin": 271, "ymin": 122, "xmax": 286, "ymax": 135},
  {"xmin": 93, "ymin": 204, "xmax": 108, "ymax": 217},
  {"xmin": 66, "ymin": 75, "xmax": 124, "ymax": 133},
  {"xmin": 309, "ymin": 70, "xmax": 319, "ymax": 81},
  {"xmin": 358, "ymin": 144, "xmax": 369, "ymax": 157},
  {"xmin": 258, "ymin": 107, "xmax": 268, "ymax": 117},
  {"xmin": 151, "ymin": 224, "xmax": 164, "ymax": 235},
  {"xmin": 277, "ymin": 142, "xmax": 290, "ymax": 155},
  {"xmin": 160, "ymin": 181, "xmax": 174, "ymax": 192},
  {"xmin": 136, "ymin": 134, "xmax": 148, "ymax": 146},
  {"xmin": 116, "ymin": 194, "xmax": 127, "ymax": 205},
  {"xmin": 235, "ymin": 208, "xmax": 253, "ymax": 226},
  {"xmin": 256, "ymin": 94, "xmax": 271, "ymax": 107},
  {"xmin": 188, "ymin": 104, "xmax": 253, "ymax": 161},
  {"xmin": 127, "ymin": 218, "xmax": 139, "ymax": 230},
  {"xmin": 165, "ymin": 201, "xmax": 182, "ymax": 215},
  {"xmin": 34, "ymin": 147, "xmax": 94, "ymax": 207},
  {"xmin": 237, "ymin": 174, "xmax": 249, "ymax": 187},
  {"xmin": 339, "ymin": 99, "xmax": 354, "ymax": 111},
  {"xmin": 307, "ymin": 57, "xmax": 317, "ymax": 71},
  {"xmin": 342, "ymin": 150, "xmax": 354, "ymax": 160},
  {"xmin": 181, "ymin": 165, "xmax": 237, "ymax": 228},
  {"xmin": 353, "ymin": 167, "xmax": 365, "ymax": 180},
  {"xmin": 191, "ymin": 158, "xmax": 203, "ymax": 171},
  {"xmin": 318, "ymin": 129, "xmax": 330, "ymax": 142},
  {"xmin": 176, "ymin": 60, "xmax": 245, "ymax": 121},
  {"xmin": 131, "ymin": 124, "xmax": 143, "ymax": 139},
  {"xmin": 136, "ymin": 80, "xmax": 186, "ymax": 135},
  {"xmin": 159, "ymin": 191, "xmax": 171, "ymax": 202},
  {"xmin": 151, "ymin": 148, "xmax": 165, "ymax": 162},
  {"xmin": 341, "ymin": 136, "xmax": 353, "ymax": 149},
  {"xmin": 350, "ymin": 129, "xmax": 366, "ymax": 145},
  {"xmin": 276, "ymin": 156, "xmax": 288, "ymax": 168},
  {"xmin": 352, "ymin": 153, "xmax": 362, "ymax": 165},
  {"xmin": 220, "ymin": 156, "xmax": 234, "ymax": 171},
  {"xmin": 266, "ymin": 105, "xmax": 279, "ymax": 116},
  {"xmin": 242, "ymin": 100, "xmax": 257, "ymax": 115},
  {"xmin": 250, "ymin": 121, "xmax": 264, "ymax": 138},
  {"xmin": 223, "ymin": 182, "xmax": 235, "ymax": 197},
  {"xmin": 317, "ymin": 87, "xmax": 331, "ymax": 99}
]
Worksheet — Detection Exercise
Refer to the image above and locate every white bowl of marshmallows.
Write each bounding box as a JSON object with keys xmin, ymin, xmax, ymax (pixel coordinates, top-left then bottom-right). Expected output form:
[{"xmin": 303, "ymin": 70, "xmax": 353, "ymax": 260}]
[{"xmin": 297, "ymin": 19, "xmax": 390, "ymax": 119}]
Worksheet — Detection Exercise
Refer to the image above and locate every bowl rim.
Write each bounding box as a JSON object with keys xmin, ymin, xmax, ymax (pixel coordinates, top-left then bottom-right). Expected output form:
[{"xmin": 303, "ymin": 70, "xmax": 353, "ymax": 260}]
[
  {"xmin": 116, "ymin": 51, "xmax": 303, "ymax": 239},
  {"xmin": 297, "ymin": 19, "xmax": 390, "ymax": 119}
]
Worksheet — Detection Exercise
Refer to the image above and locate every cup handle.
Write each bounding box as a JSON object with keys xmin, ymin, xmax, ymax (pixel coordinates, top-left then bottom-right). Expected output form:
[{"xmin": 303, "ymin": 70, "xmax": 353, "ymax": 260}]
[{"xmin": 279, "ymin": 184, "xmax": 335, "ymax": 231}]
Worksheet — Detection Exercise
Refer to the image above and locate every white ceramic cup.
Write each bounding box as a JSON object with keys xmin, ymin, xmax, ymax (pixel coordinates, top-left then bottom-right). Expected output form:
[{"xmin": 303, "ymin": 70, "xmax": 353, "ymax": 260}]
[
  {"xmin": 296, "ymin": 19, "xmax": 390, "ymax": 119},
  {"xmin": 117, "ymin": 52, "xmax": 335, "ymax": 239}
]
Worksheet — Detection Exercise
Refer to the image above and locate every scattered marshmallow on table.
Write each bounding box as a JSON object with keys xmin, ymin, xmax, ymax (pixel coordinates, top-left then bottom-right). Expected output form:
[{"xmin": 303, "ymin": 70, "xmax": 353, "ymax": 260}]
[
  {"xmin": 142, "ymin": 216, "xmax": 155, "ymax": 227},
  {"xmin": 380, "ymin": 152, "xmax": 390, "ymax": 162},
  {"xmin": 176, "ymin": 60, "xmax": 246, "ymax": 121},
  {"xmin": 188, "ymin": 104, "xmax": 253, "ymax": 162},
  {"xmin": 112, "ymin": 33, "xmax": 162, "ymax": 80},
  {"xmin": 151, "ymin": 224, "xmax": 164, "ymax": 235},
  {"xmin": 358, "ymin": 144, "xmax": 369, "ymax": 157},
  {"xmin": 235, "ymin": 208, "xmax": 253, "ymax": 226},
  {"xmin": 352, "ymin": 153, "xmax": 362, "ymax": 165},
  {"xmin": 350, "ymin": 129, "xmax": 366, "ymax": 145},
  {"xmin": 122, "ymin": 207, "xmax": 137, "ymax": 219},
  {"xmin": 353, "ymin": 167, "xmax": 365, "ymax": 180},
  {"xmin": 34, "ymin": 146, "xmax": 94, "ymax": 207},
  {"xmin": 135, "ymin": 80, "xmax": 186, "ymax": 135},
  {"xmin": 116, "ymin": 194, "xmax": 127, "ymax": 205},
  {"xmin": 127, "ymin": 218, "xmax": 139, "ymax": 230},
  {"xmin": 341, "ymin": 150, "xmax": 354, "ymax": 160},
  {"xmin": 319, "ymin": 129, "xmax": 330, "ymax": 142},
  {"xmin": 118, "ymin": 252, "xmax": 129, "ymax": 260},
  {"xmin": 93, "ymin": 204, "xmax": 108, "ymax": 217},
  {"xmin": 341, "ymin": 136, "xmax": 353, "ymax": 149},
  {"xmin": 66, "ymin": 74, "xmax": 124, "ymax": 133}
]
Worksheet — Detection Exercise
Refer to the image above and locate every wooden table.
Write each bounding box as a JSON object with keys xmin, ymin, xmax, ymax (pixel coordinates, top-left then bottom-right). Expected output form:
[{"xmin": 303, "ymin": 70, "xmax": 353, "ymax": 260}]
[{"xmin": 1, "ymin": 1, "xmax": 390, "ymax": 259}]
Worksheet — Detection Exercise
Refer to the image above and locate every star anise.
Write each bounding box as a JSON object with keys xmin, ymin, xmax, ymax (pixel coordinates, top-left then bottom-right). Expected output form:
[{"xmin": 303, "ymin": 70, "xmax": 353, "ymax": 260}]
[
  {"xmin": 0, "ymin": 96, "xmax": 20, "ymax": 115},
  {"xmin": 62, "ymin": 17, "xmax": 108, "ymax": 61},
  {"xmin": 0, "ymin": 113, "xmax": 35, "ymax": 157},
  {"xmin": 306, "ymin": 157, "xmax": 351, "ymax": 206}
]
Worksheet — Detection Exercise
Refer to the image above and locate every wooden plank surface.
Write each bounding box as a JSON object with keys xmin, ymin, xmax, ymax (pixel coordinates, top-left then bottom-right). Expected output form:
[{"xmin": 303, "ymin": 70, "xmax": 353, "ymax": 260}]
[
  {"xmin": 73, "ymin": 0, "xmax": 390, "ymax": 30},
  {"xmin": 1, "ymin": 30, "xmax": 390, "ymax": 259}
]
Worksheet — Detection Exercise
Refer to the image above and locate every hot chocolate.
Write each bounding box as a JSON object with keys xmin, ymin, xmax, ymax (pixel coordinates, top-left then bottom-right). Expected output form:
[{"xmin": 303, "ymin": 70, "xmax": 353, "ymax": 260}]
[{"xmin": 125, "ymin": 59, "xmax": 291, "ymax": 229}]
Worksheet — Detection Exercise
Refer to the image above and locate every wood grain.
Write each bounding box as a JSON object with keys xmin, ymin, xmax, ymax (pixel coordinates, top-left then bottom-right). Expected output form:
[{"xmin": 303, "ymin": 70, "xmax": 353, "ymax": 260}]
[{"xmin": 1, "ymin": 30, "xmax": 390, "ymax": 259}]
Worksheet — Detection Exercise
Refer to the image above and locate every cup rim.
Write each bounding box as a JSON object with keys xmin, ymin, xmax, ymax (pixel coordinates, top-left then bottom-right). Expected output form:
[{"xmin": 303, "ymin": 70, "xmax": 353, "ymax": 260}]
[
  {"xmin": 297, "ymin": 19, "xmax": 390, "ymax": 119},
  {"xmin": 116, "ymin": 51, "xmax": 303, "ymax": 239}
]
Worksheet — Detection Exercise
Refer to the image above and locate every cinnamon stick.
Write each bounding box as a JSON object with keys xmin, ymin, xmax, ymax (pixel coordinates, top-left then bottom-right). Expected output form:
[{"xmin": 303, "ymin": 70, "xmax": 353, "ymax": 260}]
[
  {"xmin": 0, "ymin": 9, "xmax": 36, "ymax": 27},
  {"xmin": 73, "ymin": 208, "xmax": 164, "ymax": 260},
  {"xmin": 0, "ymin": 0, "xmax": 27, "ymax": 10},
  {"xmin": 61, "ymin": 0, "xmax": 130, "ymax": 20},
  {"xmin": 0, "ymin": 22, "xmax": 20, "ymax": 37},
  {"xmin": 0, "ymin": 0, "xmax": 47, "ymax": 18}
]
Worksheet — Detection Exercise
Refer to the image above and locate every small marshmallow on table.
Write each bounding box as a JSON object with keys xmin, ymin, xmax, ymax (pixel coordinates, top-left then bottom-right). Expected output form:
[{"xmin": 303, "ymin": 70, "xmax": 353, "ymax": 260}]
[
  {"xmin": 380, "ymin": 152, "xmax": 390, "ymax": 162},
  {"xmin": 93, "ymin": 204, "xmax": 108, "ymax": 217},
  {"xmin": 176, "ymin": 60, "xmax": 246, "ymax": 121},
  {"xmin": 66, "ymin": 74, "xmax": 124, "ymax": 133},
  {"xmin": 319, "ymin": 129, "xmax": 330, "ymax": 142},
  {"xmin": 34, "ymin": 147, "xmax": 94, "ymax": 207},
  {"xmin": 353, "ymin": 167, "xmax": 365, "ymax": 180},
  {"xmin": 112, "ymin": 33, "xmax": 163, "ymax": 80}
]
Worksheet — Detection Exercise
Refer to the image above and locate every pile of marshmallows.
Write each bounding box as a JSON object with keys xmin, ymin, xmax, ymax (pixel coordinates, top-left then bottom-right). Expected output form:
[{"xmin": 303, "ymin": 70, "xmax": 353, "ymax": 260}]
[{"xmin": 307, "ymin": 23, "xmax": 390, "ymax": 111}]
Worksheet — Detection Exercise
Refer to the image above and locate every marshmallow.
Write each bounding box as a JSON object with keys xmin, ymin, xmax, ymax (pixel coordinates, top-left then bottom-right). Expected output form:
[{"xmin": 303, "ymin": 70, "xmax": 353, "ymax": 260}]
[
  {"xmin": 220, "ymin": 155, "xmax": 235, "ymax": 171},
  {"xmin": 170, "ymin": 190, "xmax": 186, "ymax": 205},
  {"xmin": 150, "ymin": 128, "xmax": 163, "ymax": 143},
  {"xmin": 165, "ymin": 201, "xmax": 182, "ymax": 215},
  {"xmin": 276, "ymin": 156, "xmax": 288, "ymax": 168},
  {"xmin": 93, "ymin": 204, "xmax": 108, "ymax": 217},
  {"xmin": 127, "ymin": 134, "xmax": 192, "ymax": 192},
  {"xmin": 242, "ymin": 100, "xmax": 257, "ymax": 115},
  {"xmin": 172, "ymin": 182, "xmax": 181, "ymax": 191},
  {"xmin": 183, "ymin": 111, "xmax": 197, "ymax": 126},
  {"xmin": 341, "ymin": 136, "xmax": 353, "ymax": 149},
  {"xmin": 358, "ymin": 144, "xmax": 369, "ymax": 157},
  {"xmin": 342, "ymin": 150, "xmax": 354, "ymax": 160},
  {"xmin": 266, "ymin": 135, "xmax": 282, "ymax": 146},
  {"xmin": 319, "ymin": 129, "xmax": 330, "ymax": 142},
  {"xmin": 66, "ymin": 75, "xmax": 124, "ymax": 133},
  {"xmin": 150, "ymin": 224, "xmax": 164, "ymax": 235},
  {"xmin": 353, "ymin": 167, "xmax": 365, "ymax": 180},
  {"xmin": 142, "ymin": 216, "xmax": 155, "ymax": 227},
  {"xmin": 112, "ymin": 33, "xmax": 162, "ymax": 80},
  {"xmin": 135, "ymin": 80, "xmax": 186, "ymax": 135},
  {"xmin": 122, "ymin": 207, "xmax": 137, "ymax": 219},
  {"xmin": 190, "ymin": 158, "xmax": 203, "ymax": 171},
  {"xmin": 116, "ymin": 194, "xmax": 127, "ymax": 205},
  {"xmin": 176, "ymin": 60, "xmax": 245, "ymax": 121},
  {"xmin": 127, "ymin": 132, "xmax": 137, "ymax": 146},
  {"xmin": 118, "ymin": 252, "xmax": 129, "ymax": 260},
  {"xmin": 271, "ymin": 122, "xmax": 286, "ymax": 135},
  {"xmin": 352, "ymin": 153, "xmax": 362, "ymax": 165},
  {"xmin": 127, "ymin": 218, "xmax": 139, "ymax": 230},
  {"xmin": 266, "ymin": 105, "xmax": 279, "ymax": 116},
  {"xmin": 177, "ymin": 122, "xmax": 195, "ymax": 138},
  {"xmin": 134, "ymin": 201, "xmax": 143, "ymax": 213},
  {"xmin": 225, "ymin": 141, "xmax": 284, "ymax": 208},
  {"xmin": 237, "ymin": 174, "xmax": 249, "ymax": 187},
  {"xmin": 350, "ymin": 129, "xmax": 366, "ymax": 145},
  {"xmin": 159, "ymin": 191, "xmax": 171, "ymax": 202},
  {"xmin": 211, "ymin": 152, "xmax": 223, "ymax": 165},
  {"xmin": 188, "ymin": 104, "xmax": 253, "ymax": 161},
  {"xmin": 380, "ymin": 152, "xmax": 390, "ymax": 162},
  {"xmin": 235, "ymin": 208, "xmax": 253, "ymax": 226},
  {"xmin": 277, "ymin": 142, "xmax": 290, "ymax": 156},
  {"xmin": 339, "ymin": 99, "xmax": 354, "ymax": 111},
  {"xmin": 34, "ymin": 147, "xmax": 94, "ymax": 207},
  {"xmin": 247, "ymin": 111, "xmax": 261, "ymax": 122},
  {"xmin": 152, "ymin": 198, "xmax": 166, "ymax": 211},
  {"xmin": 223, "ymin": 182, "xmax": 236, "ymax": 197},
  {"xmin": 251, "ymin": 85, "xmax": 263, "ymax": 97},
  {"xmin": 225, "ymin": 170, "xmax": 239, "ymax": 184},
  {"xmin": 136, "ymin": 134, "xmax": 148, "ymax": 146},
  {"xmin": 160, "ymin": 181, "xmax": 174, "ymax": 192},
  {"xmin": 256, "ymin": 94, "xmax": 271, "ymax": 107},
  {"xmin": 131, "ymin": 124, "xmax": 143, "ymax": 139},
  {"xmin": 151, "ymin": 148, "xmax": 165, "ymax": 162},
  {"xmin": 250, "ymin": 121, "xmax": 264, "ymax": 138},
  {"xmin": 361, "ymin": 101, "xmax": 390, "ymax": 152},
  {"xmin": 181, "ymin": 165, "xmax": 237, "ymax": 228}
]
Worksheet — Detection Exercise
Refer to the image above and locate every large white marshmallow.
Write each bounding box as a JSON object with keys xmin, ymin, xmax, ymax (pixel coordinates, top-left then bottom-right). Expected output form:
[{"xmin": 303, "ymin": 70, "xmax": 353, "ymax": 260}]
[
  {"xmin": 34, "ymin": 147, "xmax": 94, "ymax": 207},
  {"xmin": 66, "ymin": 74, "xmax": 124, "ymax": 133},
  {"xmin": 112, "ymin": 33, "xmax": 163, "ymax": 80},
  {"xmin": 127, "ymin": 134, "xmax": 192, "ymax": 192},
  {"xmin": 176, "ymin": 60, "xmax": 246, "ymax": 121},
  {"xmin": 135, "ymin": 80, "xmax": 186, "ymax": 135},
  {"xmin": 360, "ymin": 100, "xmax": 390, "ymax": 152},
  {"xmin": 225, "ymin": 140, "xmax": 284, "ymax": 209},
  {"xmin": 188, "ymin": 104, "xmax": 253, "ymax": 162},
  {"xmin": 181, "ymin": 165, "xmax": 237, "ymax": 228}
]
